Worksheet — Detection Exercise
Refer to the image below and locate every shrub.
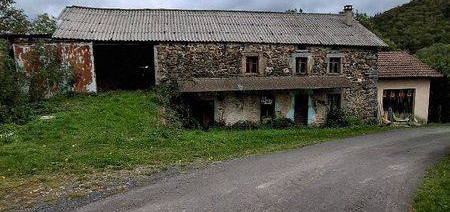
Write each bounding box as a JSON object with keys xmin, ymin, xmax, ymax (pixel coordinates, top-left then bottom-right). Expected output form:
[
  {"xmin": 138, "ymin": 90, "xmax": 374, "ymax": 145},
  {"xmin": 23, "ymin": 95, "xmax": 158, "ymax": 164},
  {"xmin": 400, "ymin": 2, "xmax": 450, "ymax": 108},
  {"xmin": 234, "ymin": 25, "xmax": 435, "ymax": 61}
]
[
  {"xmin": 154, "ymin": 84, "xmax": 199, "ymax": 128},
  {"xmin": 0, "ymin": 124, "xmax": 18, "ymax": 144},
  {"xmin": 214, "ymin": 118, "xmax": 296, "ymax": 131},
  {"xmin": 263, "ymin": 118, "xmax": 296, "ymax": 129},
  {"xmin": 213, "ymin": 121, "xmax": 226, "ymax": 128},
  {"xmin": 0, "ymin": 40, "xmax": 73, "ymax": 124},
  {"xmin": 325, "ymin": 108, "xmax": 350, "ymax": 128},
  {"xmin": 416, "ymin": 44, "xmax": 450, "ymax": 123},
  {"xmin": 23, "ymin": 42, "xmax": 73, "ymax": 102},
  {"xmin": 228, "ymin": 121, "xmax": 260, "ymax": 130},
  {"xmin": 344, "ymin": 115, "xmax": 364, "ymax": 127},
  {"xmin": 0, "ymin": 40, "xmax": 33, "ymax": 124}
]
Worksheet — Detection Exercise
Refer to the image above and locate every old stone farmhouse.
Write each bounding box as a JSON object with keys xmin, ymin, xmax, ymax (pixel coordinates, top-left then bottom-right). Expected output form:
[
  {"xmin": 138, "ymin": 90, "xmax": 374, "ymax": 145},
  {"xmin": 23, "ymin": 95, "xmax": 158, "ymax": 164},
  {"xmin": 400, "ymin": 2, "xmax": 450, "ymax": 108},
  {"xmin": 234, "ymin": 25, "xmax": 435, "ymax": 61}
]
[{"xmin": 2, "ymin": 5, "xmax": 443, "ymax": 126}]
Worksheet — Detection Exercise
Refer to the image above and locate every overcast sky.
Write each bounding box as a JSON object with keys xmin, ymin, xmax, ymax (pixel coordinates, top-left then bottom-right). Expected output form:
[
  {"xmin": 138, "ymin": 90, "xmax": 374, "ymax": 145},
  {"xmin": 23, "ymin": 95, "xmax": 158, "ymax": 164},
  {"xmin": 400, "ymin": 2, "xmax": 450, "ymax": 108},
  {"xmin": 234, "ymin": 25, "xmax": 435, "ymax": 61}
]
[{"xmin": 15, "ymin": 0, "xmax": 410, "ymax": 18}]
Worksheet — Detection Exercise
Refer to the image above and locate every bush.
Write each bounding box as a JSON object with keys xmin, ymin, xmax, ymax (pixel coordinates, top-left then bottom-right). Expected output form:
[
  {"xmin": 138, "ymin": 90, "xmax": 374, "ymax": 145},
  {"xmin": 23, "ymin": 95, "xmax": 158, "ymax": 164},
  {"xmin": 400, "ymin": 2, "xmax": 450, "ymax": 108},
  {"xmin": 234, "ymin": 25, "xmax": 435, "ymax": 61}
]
[
  {"xmin": 416, "ymin": 44, "xmax": 450, "ymax": 122},
  {"xmin": 213, "ymin": 118, "xmax": 296, "ymax": 131},
  {"xmin": 0, "ymin": 40, "xmax": 33, "ymax": 124},
  {"xmin": 228, "ymin": 121, "xmax": 260, "ymax": 130},
  {"xmin": 344, "ymin": 115, "xmax": 364, "ymax": 127},
  {"xmin": 0, "ymin": 40, "xmax": 73, "ymax": 125},
  {"xmin": 154, "ymin": 84, "xmax": 200, "ymax": 129},
  {"xmin": 263, "ymin": 118, "xmax": 296, "ymax": 129},
  {"xmin": 325, "ymin": 108, "xmax": 350, "ymax": 128},
  {"xmin": 24, "ymin": 42, "xmax": 73, "ymax": 102},
  {"xmin": 0, "ymin": 124, "xmax": 19, "ymax": 144}
]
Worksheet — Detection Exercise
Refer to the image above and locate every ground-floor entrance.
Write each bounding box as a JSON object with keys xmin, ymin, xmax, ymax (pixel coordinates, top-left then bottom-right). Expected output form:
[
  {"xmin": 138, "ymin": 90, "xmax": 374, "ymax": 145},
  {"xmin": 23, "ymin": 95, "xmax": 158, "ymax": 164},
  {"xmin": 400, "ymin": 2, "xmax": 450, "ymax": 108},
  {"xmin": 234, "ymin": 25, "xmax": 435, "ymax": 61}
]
[
  {"xmin": 295, "ymin": 94, "xmax": 309, "ymax": 125},
  {"xmin": 183, "ymin": 89, "xmax": 346, "ymax": 127}
]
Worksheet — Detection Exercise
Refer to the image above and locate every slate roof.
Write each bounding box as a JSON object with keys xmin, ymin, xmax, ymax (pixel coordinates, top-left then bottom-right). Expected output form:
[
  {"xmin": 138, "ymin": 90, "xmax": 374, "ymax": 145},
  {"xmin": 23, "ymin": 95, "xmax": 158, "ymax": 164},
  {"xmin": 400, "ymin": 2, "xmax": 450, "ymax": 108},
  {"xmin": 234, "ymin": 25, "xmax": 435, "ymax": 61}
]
[
  {"xmin": 178, "ymin": 76, "xmax": 350, "ymax": 92},
  {"xmin": 53, "ymin": 6, "xmax": 387, "ymax": 47},
  {"xmin": 378, "ymin": 52, "xmax": 443, "ymax": 78}
]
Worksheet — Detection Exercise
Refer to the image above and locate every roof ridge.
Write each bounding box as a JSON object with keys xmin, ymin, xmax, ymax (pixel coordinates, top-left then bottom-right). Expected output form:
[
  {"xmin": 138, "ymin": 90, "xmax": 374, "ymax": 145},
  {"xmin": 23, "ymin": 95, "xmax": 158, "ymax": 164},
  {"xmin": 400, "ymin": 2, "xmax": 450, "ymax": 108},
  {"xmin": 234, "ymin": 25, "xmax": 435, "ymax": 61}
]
[{"xmin": 66, "ymin": 5, "xmax": 342, "ymax": 16}]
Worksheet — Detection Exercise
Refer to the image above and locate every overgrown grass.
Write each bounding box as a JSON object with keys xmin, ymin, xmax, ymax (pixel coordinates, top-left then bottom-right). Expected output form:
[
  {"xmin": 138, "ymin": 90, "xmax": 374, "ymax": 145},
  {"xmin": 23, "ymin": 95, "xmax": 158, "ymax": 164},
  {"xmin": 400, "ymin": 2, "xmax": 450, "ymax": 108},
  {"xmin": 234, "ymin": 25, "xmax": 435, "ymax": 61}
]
[
  {"xmin": 0, "ymin": 91, "xmax": 391, "ymax": 209},
  {"xmin": 414, "ymin": 155, "xmax": 450, "ymax": 212},
  {"xmin": 0, "ymin": 91, "xmax": 389, "ymax": 178}
]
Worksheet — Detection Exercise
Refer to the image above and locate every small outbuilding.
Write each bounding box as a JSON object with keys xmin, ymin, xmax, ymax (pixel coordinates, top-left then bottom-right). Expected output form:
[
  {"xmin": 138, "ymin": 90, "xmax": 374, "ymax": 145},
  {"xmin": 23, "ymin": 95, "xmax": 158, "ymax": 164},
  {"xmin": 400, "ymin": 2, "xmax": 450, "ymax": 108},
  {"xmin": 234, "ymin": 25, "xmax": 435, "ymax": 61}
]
[{"xmin": 377, "ymin": 51, "xmax": 443, "ymax": 123}]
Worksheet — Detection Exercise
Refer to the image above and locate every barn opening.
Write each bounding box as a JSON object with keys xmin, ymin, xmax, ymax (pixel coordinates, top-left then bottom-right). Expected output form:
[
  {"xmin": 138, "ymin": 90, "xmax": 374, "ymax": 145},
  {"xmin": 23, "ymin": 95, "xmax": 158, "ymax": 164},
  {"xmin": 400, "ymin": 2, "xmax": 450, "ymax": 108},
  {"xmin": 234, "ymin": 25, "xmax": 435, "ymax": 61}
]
[
  {"xmin": 94, "ymin": 43, "xmax": 155, "ymax": 91},
  {"xmin": 182, "ymin": 95, "xmax": 215, "ymax": 129},
  {"xmin": 383, "ymin": 89, "xmax": 415, "ymax": 118}
]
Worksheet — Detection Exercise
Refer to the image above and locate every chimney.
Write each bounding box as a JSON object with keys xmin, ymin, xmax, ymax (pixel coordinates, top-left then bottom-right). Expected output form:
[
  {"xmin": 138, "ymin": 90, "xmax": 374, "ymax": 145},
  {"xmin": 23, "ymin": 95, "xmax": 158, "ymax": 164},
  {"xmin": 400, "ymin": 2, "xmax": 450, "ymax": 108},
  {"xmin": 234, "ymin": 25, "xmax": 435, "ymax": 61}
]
[{"xmin": 343, "ymin": 5, "xmax": 353, "ymax": 26}]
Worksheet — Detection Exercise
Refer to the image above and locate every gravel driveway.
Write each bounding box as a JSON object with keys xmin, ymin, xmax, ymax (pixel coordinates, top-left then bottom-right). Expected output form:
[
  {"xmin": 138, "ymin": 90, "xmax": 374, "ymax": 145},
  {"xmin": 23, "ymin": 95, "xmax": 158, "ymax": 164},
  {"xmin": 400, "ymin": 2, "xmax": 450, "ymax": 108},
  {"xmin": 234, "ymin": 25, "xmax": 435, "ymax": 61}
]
[{"xmin": 49, "ymin": 127, "xmax": 450, "ymax": 211}]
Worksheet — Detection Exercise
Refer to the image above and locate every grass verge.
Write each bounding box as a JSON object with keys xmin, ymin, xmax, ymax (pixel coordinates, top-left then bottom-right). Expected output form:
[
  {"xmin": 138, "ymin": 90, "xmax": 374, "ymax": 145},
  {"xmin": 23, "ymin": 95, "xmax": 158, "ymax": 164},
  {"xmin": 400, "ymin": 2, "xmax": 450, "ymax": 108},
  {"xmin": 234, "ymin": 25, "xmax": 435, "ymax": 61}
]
[
  {"xmin": 413, "ymin": 155, "xmax": 450, "ymax": 212},
  {"xmin": 0, "ymin": 91, "xmax": 392, "ymax": 210}
]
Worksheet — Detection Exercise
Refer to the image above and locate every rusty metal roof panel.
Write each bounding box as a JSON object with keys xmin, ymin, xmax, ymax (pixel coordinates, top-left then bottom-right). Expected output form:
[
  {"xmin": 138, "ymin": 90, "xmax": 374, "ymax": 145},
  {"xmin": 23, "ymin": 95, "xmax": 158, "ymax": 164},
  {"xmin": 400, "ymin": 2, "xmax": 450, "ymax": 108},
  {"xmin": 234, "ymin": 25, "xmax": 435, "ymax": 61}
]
[
  {"xmin": 378, "ymin": 51, "xmax": 443, "ymax": 78},
  {"xmin": 53, "ymin": 6, "xmax": 387, "ymax": 47},
  {"xmin": 178, "ymin": 76, "xmax": 351, "ymax": 93}
]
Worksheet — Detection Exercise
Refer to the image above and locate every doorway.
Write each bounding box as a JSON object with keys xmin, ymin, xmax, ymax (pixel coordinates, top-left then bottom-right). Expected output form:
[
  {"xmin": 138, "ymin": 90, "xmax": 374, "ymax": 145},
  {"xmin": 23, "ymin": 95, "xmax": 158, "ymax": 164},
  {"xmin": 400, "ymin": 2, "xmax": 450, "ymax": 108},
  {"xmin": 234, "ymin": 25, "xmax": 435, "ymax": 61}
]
[
  {"xmin": 184, "ymin": 97, "xmax": 215, "ymax": 129},
  {"xmin": 295, "ymin": 94, "xmax": 309, "ymax": 125},
  {"xmin": 94, "ymin": 43, "xmax": 155, "ymax": 91}
]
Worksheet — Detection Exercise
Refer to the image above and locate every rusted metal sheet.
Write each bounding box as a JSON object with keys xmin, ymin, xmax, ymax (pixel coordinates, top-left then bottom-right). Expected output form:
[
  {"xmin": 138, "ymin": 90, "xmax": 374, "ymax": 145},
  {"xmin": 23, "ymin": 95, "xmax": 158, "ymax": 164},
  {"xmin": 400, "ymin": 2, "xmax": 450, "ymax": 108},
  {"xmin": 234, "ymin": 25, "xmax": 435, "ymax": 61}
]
[
  {"xmin": 58, "ymin": 43, "xmax": 96, "ymax": 92},
  {"xmin": 12, "ymin": 42, "xmax": 97, "ymax": 93}
]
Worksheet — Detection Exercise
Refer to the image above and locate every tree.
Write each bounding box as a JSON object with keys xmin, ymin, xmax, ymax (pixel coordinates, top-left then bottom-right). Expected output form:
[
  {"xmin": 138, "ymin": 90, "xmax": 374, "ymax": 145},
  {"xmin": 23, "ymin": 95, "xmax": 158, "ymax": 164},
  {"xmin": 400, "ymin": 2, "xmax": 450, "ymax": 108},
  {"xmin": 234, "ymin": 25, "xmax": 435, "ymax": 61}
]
[
  {"xmin": 415, "ymin": 44, "xmax": 450, "ymax": 122},
  {"xmin": 416, "ymin": 44, "xmax": 450, "ymax": 76},
  {"xmin": 0, "ymin": 0, "xmax": 31, "ymax": 33},
  {"xmin": 31, "ymin": 13, "xmax": 57, "ymax": 34},
  {"xmin": 0, "ymin": 39, "xmax": 31, "ymax": 124},
  {"xmin": 285, "ymin": 8, "xmax": 303, "ymax": 14},
  {"xmin": 371, "ymin": 0, "xmax": 450, "ymax": 53},
  {"xmin": 354, "ymin": 12, "xmax": 397, "ymax": 50}
]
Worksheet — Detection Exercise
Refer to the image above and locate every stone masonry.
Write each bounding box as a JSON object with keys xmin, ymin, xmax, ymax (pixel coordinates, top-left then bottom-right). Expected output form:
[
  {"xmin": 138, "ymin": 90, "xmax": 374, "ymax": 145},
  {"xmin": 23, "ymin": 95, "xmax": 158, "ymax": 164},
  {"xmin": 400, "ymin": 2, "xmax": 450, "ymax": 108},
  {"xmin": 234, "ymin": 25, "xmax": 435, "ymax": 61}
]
[{"xmin": 156, "ymin": 42, "xmax": 379, "ymax": 125}]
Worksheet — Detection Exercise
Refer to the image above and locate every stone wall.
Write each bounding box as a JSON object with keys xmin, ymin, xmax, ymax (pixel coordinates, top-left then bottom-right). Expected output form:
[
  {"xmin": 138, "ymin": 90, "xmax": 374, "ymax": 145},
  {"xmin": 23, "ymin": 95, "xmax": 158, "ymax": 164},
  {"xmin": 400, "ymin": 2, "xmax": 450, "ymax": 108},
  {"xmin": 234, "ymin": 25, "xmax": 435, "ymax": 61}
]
[
  {"xmin": 214, "ymin": 92, "xmax": 261, "ymax": 125},
  {"xmin": 273, "ymin": 90, "xmax": 329, "ymax": 126},
  {"xmin": 155, "ymin": 43, "xmax": 296, "ymax": 83},
  {"xmin": 156, "ymin": 42, "xmax": 379, "ymax": 122},
  {"xmin": 211, "ymin": 91, "xmax": 330, "ymax": 126},
  {"xmin": 274, "ymin": 91, "xmax": 294, "ymax": 120},
  {"xmin": 295, "ymin": 47, "xmax": 379, "ymax": 121},
  {"xmin": 310, "ymin": 90, "xmax": 329, "ymax": 125}
]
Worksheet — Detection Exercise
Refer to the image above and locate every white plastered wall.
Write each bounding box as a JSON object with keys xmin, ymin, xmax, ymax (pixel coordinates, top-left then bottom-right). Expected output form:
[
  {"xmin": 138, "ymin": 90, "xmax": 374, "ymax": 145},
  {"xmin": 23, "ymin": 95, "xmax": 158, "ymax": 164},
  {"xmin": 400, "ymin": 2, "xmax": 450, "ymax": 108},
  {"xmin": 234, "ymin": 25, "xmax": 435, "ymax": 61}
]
[{"xmin": 377, "ymin": 79, "xmax": 431, "ymax": 123}]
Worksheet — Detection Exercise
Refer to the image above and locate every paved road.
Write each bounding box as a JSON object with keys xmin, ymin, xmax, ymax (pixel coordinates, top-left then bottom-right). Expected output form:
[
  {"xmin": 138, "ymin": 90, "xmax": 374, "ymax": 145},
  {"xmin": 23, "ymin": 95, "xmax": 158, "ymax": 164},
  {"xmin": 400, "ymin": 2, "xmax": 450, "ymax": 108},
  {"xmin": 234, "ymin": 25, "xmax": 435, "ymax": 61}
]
[{"xmin": 75, "ymin": 127, "xmax": 450, "ymax": 212}]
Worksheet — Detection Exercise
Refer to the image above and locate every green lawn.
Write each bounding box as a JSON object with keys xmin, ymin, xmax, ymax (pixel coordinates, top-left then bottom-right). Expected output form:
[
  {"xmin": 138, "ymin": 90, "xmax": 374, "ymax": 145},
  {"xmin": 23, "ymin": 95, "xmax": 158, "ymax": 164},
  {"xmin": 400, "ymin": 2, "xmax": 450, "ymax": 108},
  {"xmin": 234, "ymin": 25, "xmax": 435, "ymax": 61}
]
[
  {"xmin": 0, "ymin": 91, "xmax": 391, "ymax": 210},
  {"xmin": 414, "ymin": 155, "xmax": 450, "ymax": 212}
]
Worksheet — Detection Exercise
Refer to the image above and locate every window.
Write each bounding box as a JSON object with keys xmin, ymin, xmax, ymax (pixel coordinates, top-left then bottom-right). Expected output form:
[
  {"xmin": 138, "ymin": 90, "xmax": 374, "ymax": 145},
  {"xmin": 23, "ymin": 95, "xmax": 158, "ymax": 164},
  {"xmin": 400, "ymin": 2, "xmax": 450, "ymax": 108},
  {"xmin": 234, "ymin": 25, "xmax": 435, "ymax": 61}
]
[
  {"xmin": 328, "ymin": 94, "xmax": 341, "ymax": 110},
  {"xmin": 328, "ymin": 57, "xmax": 341, "ymax": 74},
  {"xmin": 382, "ymin": 89, "xmax": 415, "ymax": 118},
  {"xmin": 261, "ymin": 95, "xmax": 275, "ymax": 120},
  {"xmin": 246, "ymin": 56, "xmax": 259, "ymax": 74},
  {"xmin": 295, "ymin": 57, "xmax": 308, "ymax": 74}
]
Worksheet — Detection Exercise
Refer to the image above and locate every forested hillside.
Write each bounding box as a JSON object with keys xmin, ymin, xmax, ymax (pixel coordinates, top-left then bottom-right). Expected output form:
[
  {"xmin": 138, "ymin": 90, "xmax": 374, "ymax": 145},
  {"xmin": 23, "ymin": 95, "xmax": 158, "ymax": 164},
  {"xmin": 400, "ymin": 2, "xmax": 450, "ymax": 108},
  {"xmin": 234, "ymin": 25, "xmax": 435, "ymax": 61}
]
[
  {"xmin": 371, "ymin": 0, "xmax": 450, "ymax": 53},
  {"xmin": 365, "ymin": 0, "xmax": 450, "ymax": 122}
]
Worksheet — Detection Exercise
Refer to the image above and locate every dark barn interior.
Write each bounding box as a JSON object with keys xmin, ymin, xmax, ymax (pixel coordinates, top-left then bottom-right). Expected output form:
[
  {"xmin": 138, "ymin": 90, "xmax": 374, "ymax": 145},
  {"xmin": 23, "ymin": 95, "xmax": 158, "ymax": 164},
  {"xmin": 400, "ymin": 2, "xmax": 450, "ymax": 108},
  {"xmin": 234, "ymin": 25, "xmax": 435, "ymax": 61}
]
[
  {"xmin": 94, "ymin": 43, "xmax": 155, "ymax": 91},
  {"xmin": 181, "ymin": 95, "xmax": 215, "ymax": 129}
]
